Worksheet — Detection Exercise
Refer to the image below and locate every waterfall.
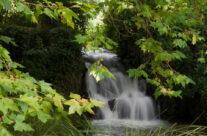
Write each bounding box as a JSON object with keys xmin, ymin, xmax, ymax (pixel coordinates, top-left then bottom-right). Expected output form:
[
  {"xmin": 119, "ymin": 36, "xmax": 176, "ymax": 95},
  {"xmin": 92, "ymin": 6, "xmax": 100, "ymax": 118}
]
[{"xmin": 84, "ymin": 49, "xmax": 160, "ymax": 128}]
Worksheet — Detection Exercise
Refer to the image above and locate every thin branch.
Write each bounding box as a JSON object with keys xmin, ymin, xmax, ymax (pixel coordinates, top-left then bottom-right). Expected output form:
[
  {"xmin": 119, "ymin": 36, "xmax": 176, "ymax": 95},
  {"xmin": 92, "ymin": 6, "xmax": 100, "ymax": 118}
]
[
  {"xmin": 166, "ymin": 61, "xmax": 177, "ymax": 73},
  {"xmin": 0, "ymin": 56, "xmax": 16, "ymax": 78}
]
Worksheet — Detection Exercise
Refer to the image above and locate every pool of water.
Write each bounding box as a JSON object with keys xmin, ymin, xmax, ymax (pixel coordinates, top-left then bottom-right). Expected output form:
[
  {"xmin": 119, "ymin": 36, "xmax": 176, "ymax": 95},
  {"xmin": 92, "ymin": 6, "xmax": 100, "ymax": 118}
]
[{"xmin": 92, "ymin": 119, "xmax": 164, "ymax": 136}]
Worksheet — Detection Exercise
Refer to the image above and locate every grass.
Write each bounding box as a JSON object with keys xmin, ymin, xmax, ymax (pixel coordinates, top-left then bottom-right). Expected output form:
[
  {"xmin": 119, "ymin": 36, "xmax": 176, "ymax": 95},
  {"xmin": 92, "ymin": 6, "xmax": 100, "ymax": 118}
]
[
  {"xmin": 15, "ymin": 115, "xmax": 207, "ymax": 136},
  {"xmin": 15, "ymin": 115, "xmax": 93, "ymax": 136},
  {"xmin": 127, "ymin": 124, "xmax": 207, "ymax": 136},
  {"xmin": 89, "ymin": 122, "xmax": 207, "ymax": 136}
]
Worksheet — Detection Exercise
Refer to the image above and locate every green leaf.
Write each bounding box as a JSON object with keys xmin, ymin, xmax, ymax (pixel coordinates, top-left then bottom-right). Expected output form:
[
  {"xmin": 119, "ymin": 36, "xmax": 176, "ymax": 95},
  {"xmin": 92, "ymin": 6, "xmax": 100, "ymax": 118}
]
[
  {"xmin": 53, "ymin": 93, "xmax": 64, "ymax": 112},
  {"xmin": 56, "ymin": 2, "xmax": 63, "ymax": 7},
  {"xmin": 44, "ymin": 8, "xmax": 56, "ymax": 19},
  {"xmin": 19, "ymin": 102, "xmax": 28, "ymax": 114},
  {"xmin": 0, "ymin": 45, "xmax": 12, "ymax": 62},
  {"xmin": 15, "ymin": 114, "xmax": 25, "ymax": 122},
  {"xmin": 0, "ymin": 125, "xmax": 12, "ymax": 136},
  {"xmin": 0, "ymin": 35, "xmax": 17, "ymax": 46},
  {"xmin": 154, "ymin": 89, "xmax": 162, "ymax": 99},
  {"xmin": 0, "ymin": 0, "xmax": 12, "ymax": 10},
  {"xmin": 75, "ymin": 34, "xmax": 88, "ymax": 44},
  {"xmin": 90, "ymin": 61, "xmax": 115, "ymax": 82},
  {"xmin": 141, "ymin": 5, "xmax": 151, "ymax": 18},
  {"xmin": 58, "ymin": 8, "xmax": 76, "ymax": 28},
  {"xmin": 0, "ymin": 98, "xmax": 19, "ymax": 114},
  {"xmin": 197, "ymin": 57, "xmax": 205, "ymax": 64},
  {"xmin": 41, "ymin": 101, "xmax": 53, "ymax": 113},
  {"xmin": 16, "ymin": 2, "xmax": 33, "ymax": 15},
  {"xmin": 82, "ymin": 103, "xmax": 94, "ymax": 115},
  {"xmin": 67, "ymin": 9, "xmax": 79, "ymax": 21},
  {"xmin": 18, "ymin": 95, "xmax": 41, "ymax": 110},
  {"xmin": 9, "ymin": 113, "xmax": 33, "ymax": 132},
  {"xmin": 128, "ymin": 69, "xmax": 148, "ymax": 79},
  {"xmin": 64, "ymin": 99, "xmax": 78, "ymax": 106},
  {"xmin": 90, "ymin": 99, "xmax": 104, "ymax": 108},
  {"xmin": 69, "ymin": 93, "xmax": 81, "ymax": 100},
  {"xmin": 0, "ymin": 83, "xmax": 16, "ymax": 94},
  {"xmin": 173, "ymin": 39, "xmax": 187, "ymax": 48},
  {"xmin": 37, "ymin": 111, "xmax": 52, "ymax": 123},
  {"xmin": 146, "ymin": 79, "xmax": 160, "ymax": 86},
  {"xmin": 3, "ymin": 116, "xmax": 13, "ymax": 124},
  {"xmin": 173, "ymin": 90, "xmax": 182, "ymax": 98},
  {"xmin": 14, "ymin": 122, "xmax": 34, "ymax": 132},
  {"xmin": 68, "ymin": 103, "xmax": 82, "ymax": 115},
  {"xmin": 38, "ymin": 81, "xmax": 51, "ymax": 93}
]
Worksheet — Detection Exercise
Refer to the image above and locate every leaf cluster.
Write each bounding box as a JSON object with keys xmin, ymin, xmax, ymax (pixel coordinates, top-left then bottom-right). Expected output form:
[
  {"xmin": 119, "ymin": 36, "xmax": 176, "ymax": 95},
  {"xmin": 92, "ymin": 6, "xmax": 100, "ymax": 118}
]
[
  {"xmin": 102, "ymin": 0, "xmax": 206, "ymax": 98},
  {"xmin": 0, "ymin": 0, "xmax": 104, "ymax": 135},
  {"xmin": 89, "ymin": 60, "xmax": 115, "ymax": 82},
  {"xmin": 0, "ymin": 44, "xmax": 104, "ymax": 135}
]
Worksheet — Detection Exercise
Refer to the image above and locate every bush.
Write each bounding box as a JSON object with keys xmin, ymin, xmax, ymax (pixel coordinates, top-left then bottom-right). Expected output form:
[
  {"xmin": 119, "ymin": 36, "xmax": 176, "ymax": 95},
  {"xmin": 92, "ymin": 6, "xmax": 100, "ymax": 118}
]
[
  {"xmin": 0, "ymin": 25, "xmax": 85, "ymax": 95},
  {"xmin": 102, "ymin": 0, "xmax": 207, "ymax": 125}
]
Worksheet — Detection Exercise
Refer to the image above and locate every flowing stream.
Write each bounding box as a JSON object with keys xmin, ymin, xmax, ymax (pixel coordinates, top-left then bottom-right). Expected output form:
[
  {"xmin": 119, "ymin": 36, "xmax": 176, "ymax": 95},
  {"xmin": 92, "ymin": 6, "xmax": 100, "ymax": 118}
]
[{"xmin": 84, "ymin": 49, "xmax": 161, "ymax": 135}]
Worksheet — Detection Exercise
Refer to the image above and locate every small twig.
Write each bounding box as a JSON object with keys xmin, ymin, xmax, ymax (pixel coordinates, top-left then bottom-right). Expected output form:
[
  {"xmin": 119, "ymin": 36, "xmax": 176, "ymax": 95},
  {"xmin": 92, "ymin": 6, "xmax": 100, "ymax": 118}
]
[
  {"xmin": 0, "ymin": 56, "xmax": 16, "ymax": 78},
  {"xmin": 166, "ymin": 61, "xmax": 177, "ymax": 73},
  {"xmin": 0, "ymin": 56, "xmax": 10, "ymax": 72},
  {"xmin": 145, "ymin": 19, "xmax": 152, "ymax": 38}
]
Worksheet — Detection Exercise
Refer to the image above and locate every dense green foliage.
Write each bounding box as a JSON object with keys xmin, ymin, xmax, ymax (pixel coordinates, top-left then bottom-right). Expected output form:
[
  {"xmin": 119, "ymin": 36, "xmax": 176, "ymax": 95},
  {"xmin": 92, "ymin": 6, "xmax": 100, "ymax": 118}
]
[
  {"xmin": 99, "ymin": 0, "xmax": 207, "ymax": 123},
  {"xmin": 0, "ymin": 25, "xmax": 85, "ymax": 94},
  {"xmin": 1, "ymin": 0, "xmax": 207, "ymax": 134},
  {"xmin": 74, "ymin": 0, "xmax": 207, "ymax": 124},
  {"xmin": 0, "ymin": 42, "xmax": 103, "ymax": 135},
  {"xmin": 0, "ymin": 0, "xmax": 104, "ymax": 135},
  {"xmin": 102, "ymin": 0, "xmax": 205, "ymax": 98}
]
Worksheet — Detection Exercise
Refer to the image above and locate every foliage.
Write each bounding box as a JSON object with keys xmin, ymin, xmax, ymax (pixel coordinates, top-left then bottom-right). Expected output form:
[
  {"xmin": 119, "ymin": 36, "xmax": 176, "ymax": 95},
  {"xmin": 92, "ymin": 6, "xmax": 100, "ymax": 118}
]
[
  {"xmin": 75, "ymin": 2, "xmax": 118, "ymax": 82},
  {"xmin": 91, "ymin": 0, "xmax": 207, "ymax": 123},
  {"xmin": 89, "ymin": 59, "xmax": 115, "ymax": 82},
  {"xmin": 0, "ymin": 0, "xmax": 94, "ymax": 28},
  {"xmin": 0, "ymin": 44, "xmax": 103, "ymax": 135},
  {"xmin": 65, "ymin": 92, "xmax": 104, "ymax": 115},
  {"xmin": 75, "ymin": 19, "xmax": 118, "ymax": 52},
  {"xmin": 0, "ymin": 0, "xmax": 104, "ymax": 135},
  {"xmin": 0, "ymin": 25, "xmax": 85, "ymax": 94},
  {"xmin": 17, "ymin": 115, "xmax": 94, "ymax": 136},
  {"xmin": 100, "ymin": 0, "xmax": 207, "ymax": 99},
  {"xmin": 76, "ymin": 33, "xmax": 118, "ymax": 52}
]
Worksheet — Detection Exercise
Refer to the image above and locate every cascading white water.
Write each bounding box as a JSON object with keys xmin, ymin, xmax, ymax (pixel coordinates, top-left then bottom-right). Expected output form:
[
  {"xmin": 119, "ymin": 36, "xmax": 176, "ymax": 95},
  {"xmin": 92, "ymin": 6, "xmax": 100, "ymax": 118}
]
[{"xmin": 84, "ymin": 49, "xmax": 161, "ymax": 128}]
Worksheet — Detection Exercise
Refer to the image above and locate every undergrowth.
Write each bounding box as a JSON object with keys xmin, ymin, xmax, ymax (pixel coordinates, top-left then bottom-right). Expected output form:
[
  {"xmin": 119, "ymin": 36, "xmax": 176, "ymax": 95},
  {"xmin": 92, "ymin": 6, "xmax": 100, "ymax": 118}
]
[
  {"xmin": 22, "ymin": 120, "xmax": 206, "ymax": 136},
  {"xmin": 90, "ymin": 123, "xmax": 207, "ymax": 136}
]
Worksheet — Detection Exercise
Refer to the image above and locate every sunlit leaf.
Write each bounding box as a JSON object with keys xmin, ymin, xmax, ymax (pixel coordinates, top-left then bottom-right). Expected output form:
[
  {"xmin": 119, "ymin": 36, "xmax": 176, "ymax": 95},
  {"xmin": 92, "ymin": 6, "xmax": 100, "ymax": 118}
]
[{"xmin": 69, "ymin": 93, "xmax": 81, "ymax": 100}]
